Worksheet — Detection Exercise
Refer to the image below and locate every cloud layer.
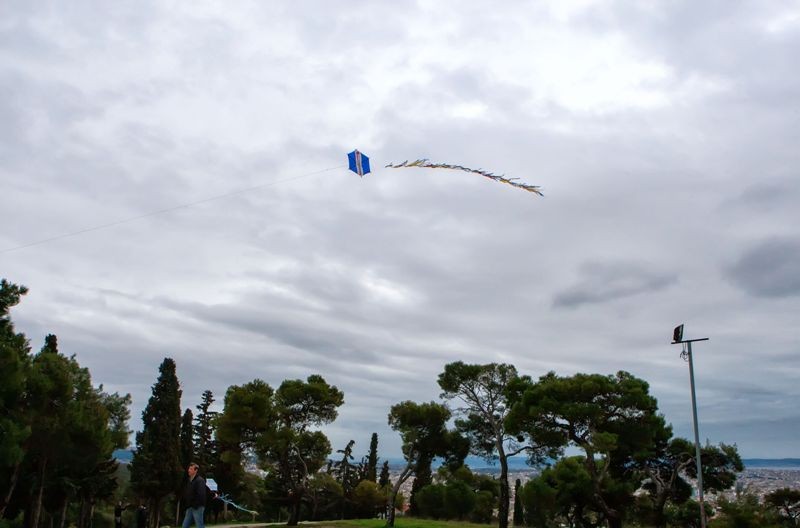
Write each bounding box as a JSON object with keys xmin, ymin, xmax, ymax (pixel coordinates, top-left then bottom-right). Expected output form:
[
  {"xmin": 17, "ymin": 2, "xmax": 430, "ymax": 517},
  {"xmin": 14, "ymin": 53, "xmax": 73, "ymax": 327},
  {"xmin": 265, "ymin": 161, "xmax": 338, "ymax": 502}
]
[{"xmin": 2, "ymin": 0, "xmax": 799, "ymax": 458}]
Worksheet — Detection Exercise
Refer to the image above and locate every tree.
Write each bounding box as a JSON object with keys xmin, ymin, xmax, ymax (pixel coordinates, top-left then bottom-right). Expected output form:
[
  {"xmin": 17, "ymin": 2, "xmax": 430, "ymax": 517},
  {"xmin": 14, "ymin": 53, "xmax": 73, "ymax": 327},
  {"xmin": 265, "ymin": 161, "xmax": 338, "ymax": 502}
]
[
  {"xmin": 0, "ymin": 279, "xmax": 31, "ymax": 518},
  {"xmin": 193, "ymin": 390, "xmax": 218, "ymax": 477},
  {"xmin": 332, "ymin": 439, "xmax": 359, "ymax": 518},
  {"xmin": 409, "ymin": 454, "xmax": 433, "ymax": 516},
  {"xmin": 25, "ymin": 335, "xmax": 75, "ymax": 528},
  {"xmin": 129, "ymin": 358, "xmax": 183, "ymax": 528},
  {"xmin": 215, "ymin": 379, "xmax": 275, "ymax": 511},
  {"xmin": 180, "ymin": 409, "xmax": 195, "ymax": 469},
  {"xmin": 764, "ymin": 488, "xmax": 800, "ymax": 527},
  {"xmin": 641, "ymin": 438, "xmax": 743, "ymax": 528},
  {"xmin": 385, "ymin": 401, "xmax": 458, "ymax": 527},
  {"xmin": 508, "ymin": 371, "xmax": 668, "ymax": 528},
  {"xmin": 306, "ymin": 472, "xmax": 343, "ymax": 520},
  {"xmin": 366, "ymin": 433, "xmax": 379, "ymax": 482},
  {"xmin": 522, "ymin": 456, "xmax": 596, "ymax": 528},
  {"xmin": 258, "ymin": 374, "xmax": 344, "ymax": 526},
  {"xmin": 378, "ymin": 461, "xmax": 390, "ymax": 488},
  {"xmin": 439, "ymin": 362, "xmax": 554, "ymax": 528},
  {"xmin": 352, "ymin": 480, "xmax": 384, "ymax": 518},
  {"xmin": 513, "ymin": 479, "xmax": 523, "ymax": 526}
]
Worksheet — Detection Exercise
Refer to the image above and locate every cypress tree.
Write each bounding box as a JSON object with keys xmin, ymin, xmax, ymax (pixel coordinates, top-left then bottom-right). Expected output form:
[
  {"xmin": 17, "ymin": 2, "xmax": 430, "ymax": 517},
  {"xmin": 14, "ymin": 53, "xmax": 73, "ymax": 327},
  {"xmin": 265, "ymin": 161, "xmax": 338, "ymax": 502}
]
[
  {"xmin": 366, "ymin": 433, "xmax": 379, "ymax": 482},
  {"xmin": 180, "ymin": 408, "xmax": 194, "ymax": 469},
  {"xmin": 378, "ymin": 461, "xmax": 390, "ymax": 488},
  {"xmin": 513, "ymin": 478, "xmax": 523, "ymax": 526},
  {"xmin": 129, "ymin": 358, "xmax": 183, "ymax": 528}
]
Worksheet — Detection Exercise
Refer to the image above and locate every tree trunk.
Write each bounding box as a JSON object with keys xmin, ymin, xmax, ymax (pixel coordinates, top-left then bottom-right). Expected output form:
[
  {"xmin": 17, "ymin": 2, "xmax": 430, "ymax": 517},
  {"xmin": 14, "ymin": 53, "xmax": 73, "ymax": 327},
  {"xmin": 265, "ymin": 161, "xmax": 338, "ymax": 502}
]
[
  {"xmin": 387, "ymin": 463, "xmax": 412, "ymax": 528},
  {"xmin": 286, "ymin": 497, "xmax": 301, "ymax": 526},
  {"xmin": 498, "ymin": 453, "xmax": 510, "ymax": 528},
  {"xmin": 31, "ymin": 457, "xmax": 49, "ymax": 528},
  {"xmin": 59, "ymin": 498, "xmax": 68, "ymax": 528},
  {"xmin": 0, "ymin": 459, "xmax": 22, "ymax": 518}
]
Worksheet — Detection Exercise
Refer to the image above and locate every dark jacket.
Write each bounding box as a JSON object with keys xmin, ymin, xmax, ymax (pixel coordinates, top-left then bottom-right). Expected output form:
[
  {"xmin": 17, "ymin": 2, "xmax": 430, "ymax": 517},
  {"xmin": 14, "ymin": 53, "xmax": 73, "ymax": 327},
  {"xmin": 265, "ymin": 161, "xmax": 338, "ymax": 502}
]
[{"xmin": 182, "ymin": 475, "xmax": 207, "ymax": 509}]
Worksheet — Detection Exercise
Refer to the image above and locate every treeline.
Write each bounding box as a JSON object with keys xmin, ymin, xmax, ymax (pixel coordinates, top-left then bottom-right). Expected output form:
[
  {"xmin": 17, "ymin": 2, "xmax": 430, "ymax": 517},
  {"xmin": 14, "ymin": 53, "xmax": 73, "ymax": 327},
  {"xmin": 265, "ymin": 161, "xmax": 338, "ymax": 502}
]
[
  {"xmin": 0, "ymin": 280, "xmax": 132, "ymax": 528},
  {"xmin": 4, "ymin": 279, "xmax": 800, "ymax": 528}
]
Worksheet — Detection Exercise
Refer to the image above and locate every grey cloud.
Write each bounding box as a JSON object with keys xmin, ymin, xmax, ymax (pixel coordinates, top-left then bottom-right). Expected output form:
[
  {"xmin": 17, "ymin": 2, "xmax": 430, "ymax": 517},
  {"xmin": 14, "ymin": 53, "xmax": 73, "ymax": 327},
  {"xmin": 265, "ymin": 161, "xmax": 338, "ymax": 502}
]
[
  {"xmin": 727, "ymin": 238, "xmax": 800, "ymax": 298},
  {"xmin": 553, "ymin": 261, "xmax": 678, "ymax": 309}
]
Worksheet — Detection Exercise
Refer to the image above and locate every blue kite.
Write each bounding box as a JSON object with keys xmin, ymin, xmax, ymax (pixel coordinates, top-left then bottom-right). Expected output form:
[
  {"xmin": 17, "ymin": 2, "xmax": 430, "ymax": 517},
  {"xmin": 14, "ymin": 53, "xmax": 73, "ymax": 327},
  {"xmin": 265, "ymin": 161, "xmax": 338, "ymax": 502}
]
[{"xmin": 348, "ymin": 149, "xmax": 370, "ymax": 177}]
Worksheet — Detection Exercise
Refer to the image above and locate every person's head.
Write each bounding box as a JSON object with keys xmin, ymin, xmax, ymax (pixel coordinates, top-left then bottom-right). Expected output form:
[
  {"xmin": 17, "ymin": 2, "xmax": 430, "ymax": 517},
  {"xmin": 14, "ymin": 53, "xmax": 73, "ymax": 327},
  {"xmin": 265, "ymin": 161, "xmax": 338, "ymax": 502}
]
[{"xmin": 187, "ymin": 462, "xmax": 200, "ymax": 478}]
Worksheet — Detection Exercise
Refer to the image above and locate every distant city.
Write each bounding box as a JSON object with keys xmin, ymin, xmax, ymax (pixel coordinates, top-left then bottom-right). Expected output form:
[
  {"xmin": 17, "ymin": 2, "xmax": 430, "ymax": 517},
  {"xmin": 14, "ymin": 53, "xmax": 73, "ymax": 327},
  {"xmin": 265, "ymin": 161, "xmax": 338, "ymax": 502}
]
[{"xmin": 113, "ymin": 449, "xmax": 800, "ymax": 471}]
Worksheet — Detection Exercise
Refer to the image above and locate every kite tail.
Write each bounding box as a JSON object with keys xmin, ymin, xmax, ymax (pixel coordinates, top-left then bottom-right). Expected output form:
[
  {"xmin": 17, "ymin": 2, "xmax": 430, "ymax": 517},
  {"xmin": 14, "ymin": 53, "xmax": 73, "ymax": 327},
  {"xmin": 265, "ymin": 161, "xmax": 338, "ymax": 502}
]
[{"xmin": 385, "ymin": 160, "xmax": 543, "ymax": 196}]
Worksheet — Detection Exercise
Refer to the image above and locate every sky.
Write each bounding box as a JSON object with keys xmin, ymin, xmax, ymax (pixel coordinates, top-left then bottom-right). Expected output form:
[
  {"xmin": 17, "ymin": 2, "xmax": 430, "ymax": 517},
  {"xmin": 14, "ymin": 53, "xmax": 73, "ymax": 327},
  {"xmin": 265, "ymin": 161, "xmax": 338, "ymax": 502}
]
[{"xmin": 2, "ymin": 0, "xmax": 799, "ymax": 459}]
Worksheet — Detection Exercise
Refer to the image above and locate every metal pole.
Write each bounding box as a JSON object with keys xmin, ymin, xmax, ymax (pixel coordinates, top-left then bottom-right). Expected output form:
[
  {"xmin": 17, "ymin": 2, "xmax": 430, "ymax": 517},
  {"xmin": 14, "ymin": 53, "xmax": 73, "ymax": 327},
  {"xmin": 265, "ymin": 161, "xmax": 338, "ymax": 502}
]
[{"xmin": 687, "ymin": 341, "xmax": 706, "ymax": 528}]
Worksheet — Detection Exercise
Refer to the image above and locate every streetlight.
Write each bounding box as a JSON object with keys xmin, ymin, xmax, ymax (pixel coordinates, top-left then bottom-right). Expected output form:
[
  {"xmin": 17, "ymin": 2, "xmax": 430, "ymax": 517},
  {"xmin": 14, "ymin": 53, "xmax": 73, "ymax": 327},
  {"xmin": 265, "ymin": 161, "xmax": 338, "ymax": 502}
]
[{"xmin": 671, "ymin": 324, "xmax": 709, "ymax": 528}]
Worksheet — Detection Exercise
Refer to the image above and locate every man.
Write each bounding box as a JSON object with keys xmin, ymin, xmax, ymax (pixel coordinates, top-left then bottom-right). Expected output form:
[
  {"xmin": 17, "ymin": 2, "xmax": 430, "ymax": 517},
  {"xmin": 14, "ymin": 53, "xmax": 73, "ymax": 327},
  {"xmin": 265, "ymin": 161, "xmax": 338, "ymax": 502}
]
[
  {"xmin": 114, "ymin": 501, "xmax": 124, "ymax": 528},
  {"xmin": 181, "ymin": 463, "xmax": 207, "ymax": 528},
  {"xmin": 135, "ymin": 503, "xmax": 147, "ymax": 528}
]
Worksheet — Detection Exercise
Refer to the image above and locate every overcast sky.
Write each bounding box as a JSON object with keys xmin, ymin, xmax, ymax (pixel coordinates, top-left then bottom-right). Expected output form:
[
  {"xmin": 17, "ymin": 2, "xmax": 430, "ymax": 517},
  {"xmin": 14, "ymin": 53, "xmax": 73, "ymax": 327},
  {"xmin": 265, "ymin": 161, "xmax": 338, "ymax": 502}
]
[{"xmin": 2, "ymin": 0, "xmax": 799, "ymax": 460}]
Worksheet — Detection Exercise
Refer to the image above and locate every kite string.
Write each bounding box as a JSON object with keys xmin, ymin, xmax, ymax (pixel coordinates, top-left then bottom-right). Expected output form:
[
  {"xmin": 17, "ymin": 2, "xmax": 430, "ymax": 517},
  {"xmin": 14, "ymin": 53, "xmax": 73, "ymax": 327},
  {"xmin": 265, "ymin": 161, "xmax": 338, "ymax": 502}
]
[{"xmin": 0, "ymin": 164, "xmax": 345, "ymax": 254}]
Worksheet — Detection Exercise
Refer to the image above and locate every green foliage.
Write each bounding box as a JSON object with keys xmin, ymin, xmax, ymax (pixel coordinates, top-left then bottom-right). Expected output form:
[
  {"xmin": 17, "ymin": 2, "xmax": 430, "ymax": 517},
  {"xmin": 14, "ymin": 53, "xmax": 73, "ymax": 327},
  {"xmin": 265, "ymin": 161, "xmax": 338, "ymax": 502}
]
[
  {"xmin": 764, "ymin": 488, "xmax": 800, "ymax": 527},
  {"xmin": 193, "ymin": 390, "xmax": 219, "ymax": 478},
  {"xmin": 218, "ymin": 375, "xmax": 342, "ymax": 525},
  {"xmin": 522, "ymin": 457, "xmax": 596, "ymax": 527},
  {"xmin": 710, "ymin": 493, "xmax": 782, "ymax": 528},
  {"xmin": 471, "ymin": 491, "xmax": 494, "ymax": 524},
  {"xmin": 215, "ymin": 379, "xmax": 275, "ymax": 496},
  {"xmin": 508, "ymin": 370, "xmax": 669, "ymax": 528},
  {"xmin": 0, "ymin": 287, "xmax": 131, "ymax": 528},
  {"xmin": 366, "ymin": 433, "xmax": 379, "ymax": 482},
  {"xmin": 416, "ymin": 484, "xmax": 446, "ymax": 519},
  {"xmin": 351, "ymin": 480, "xmax": 384, "ymax": 518},
  {"xmin": 307, "ymin": 472, "xmax": 344, "ymax": 520},
  {"xmin": 0, "ymin": 280, "xmax": 31, "ymax": 518},
  {"xmin": 333, "ymin": 439, "xmax": 360, "ymax": 515},
  {"xmin": 261, "ymin": 375, "xmax": 344, "ymax": 525},
  {"xmin": 438, "ymin": 362, "xmax": 530, "ymax": 528},
  {"xmin": 640, "ymin": 437, "xmax": 743, "ymax": 527},
  {"xmin": 129, "ymin": 358, "xmax": 183, "ymax": 527},
  {"xmin": 180, "ymin": 408, "xmax": 194, "ymax": 469},
  {"xmin": 379, "ymin": 460, "xmax": 391, "ymax": 488},
  {"xmin": 512, "ymin": 479, "xmax": 523, "ymax": 526},
  {"xmin": 386, "ymin": 401, "xmax": 456, "ymax": 527}
]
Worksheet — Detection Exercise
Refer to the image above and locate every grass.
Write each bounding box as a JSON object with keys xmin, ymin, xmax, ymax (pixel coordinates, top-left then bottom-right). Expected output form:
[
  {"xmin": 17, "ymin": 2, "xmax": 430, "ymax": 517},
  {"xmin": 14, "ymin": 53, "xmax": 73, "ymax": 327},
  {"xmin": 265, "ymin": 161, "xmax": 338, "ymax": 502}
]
[{"xmin": 316, "ymin": 519, "xmax": 492, "ymax": 528}]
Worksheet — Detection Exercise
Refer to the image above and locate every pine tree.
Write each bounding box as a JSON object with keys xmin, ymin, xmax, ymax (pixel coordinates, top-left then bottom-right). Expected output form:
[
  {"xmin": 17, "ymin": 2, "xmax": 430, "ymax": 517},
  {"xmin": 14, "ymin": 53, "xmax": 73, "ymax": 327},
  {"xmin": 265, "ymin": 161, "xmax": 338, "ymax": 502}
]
[
  {"xmin": 26, "ymin": 334, "xmax": 74, "ymax": 528},
  {"xmin": 366, "ymin": 433, "xmax": 379, "ymax": 482},
  {"xmin": 0, "ymin": 279, "xmax": 31, "ymax": 518},
  {"xmin": 129, "ymin": 358, "xmax": 183, "ymax": 528},
  {"xmin": 193, "ymin": 390, "xmax": 218, "ymax": 476}
]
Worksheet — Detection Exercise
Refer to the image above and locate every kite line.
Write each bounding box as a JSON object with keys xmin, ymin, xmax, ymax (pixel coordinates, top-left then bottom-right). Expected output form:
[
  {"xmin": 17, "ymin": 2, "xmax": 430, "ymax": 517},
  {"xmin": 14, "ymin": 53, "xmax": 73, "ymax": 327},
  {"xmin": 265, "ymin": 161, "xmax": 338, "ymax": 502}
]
[
  {"xmin": 215, "ymin": 494, "xmax": 258, "ymax": 517},
  {"xmin": 0, "ymin": 165, "xmax": 344, "ymax": 254},
  {"xmin": 5, "ymin": 150, "xmax": 543, "ymax": 255}
]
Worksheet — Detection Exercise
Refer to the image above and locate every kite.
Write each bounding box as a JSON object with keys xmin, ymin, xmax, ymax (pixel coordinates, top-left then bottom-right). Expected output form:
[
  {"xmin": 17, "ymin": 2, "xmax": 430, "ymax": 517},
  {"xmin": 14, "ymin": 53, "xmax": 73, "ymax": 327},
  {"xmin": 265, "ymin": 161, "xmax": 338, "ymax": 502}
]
[
  {"xmin": 348, "ymin": 149, "xmax": 371, "ymax": 177},
  {"xmin": 385, "ymin": 159, "xmax": 543, "ymax": 196}
]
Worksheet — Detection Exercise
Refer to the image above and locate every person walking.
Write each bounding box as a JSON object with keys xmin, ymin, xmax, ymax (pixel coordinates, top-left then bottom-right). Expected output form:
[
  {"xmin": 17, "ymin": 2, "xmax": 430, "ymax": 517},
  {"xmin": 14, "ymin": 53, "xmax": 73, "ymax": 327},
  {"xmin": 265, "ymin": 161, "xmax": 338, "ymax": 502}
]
[{"xmin": 181, "ymin": 463, "xmax": 207, "ymax": 528}]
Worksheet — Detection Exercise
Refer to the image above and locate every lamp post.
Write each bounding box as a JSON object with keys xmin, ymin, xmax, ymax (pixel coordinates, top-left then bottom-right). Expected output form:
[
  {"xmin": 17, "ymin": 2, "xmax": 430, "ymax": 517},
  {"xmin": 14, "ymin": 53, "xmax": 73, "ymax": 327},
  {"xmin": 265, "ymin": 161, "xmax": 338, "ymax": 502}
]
[{"xmin": 672, "ymin": 324, "xmax": 709, "ymax": 528}]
